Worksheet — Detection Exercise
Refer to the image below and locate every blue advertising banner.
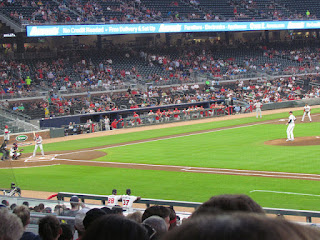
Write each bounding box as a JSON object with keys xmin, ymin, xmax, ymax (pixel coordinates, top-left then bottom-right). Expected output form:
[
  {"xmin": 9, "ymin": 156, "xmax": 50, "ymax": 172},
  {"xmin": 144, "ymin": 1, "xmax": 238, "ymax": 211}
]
[{"xmin": 26, "ymin": 20, "xmax": 320, "ymax": 37}]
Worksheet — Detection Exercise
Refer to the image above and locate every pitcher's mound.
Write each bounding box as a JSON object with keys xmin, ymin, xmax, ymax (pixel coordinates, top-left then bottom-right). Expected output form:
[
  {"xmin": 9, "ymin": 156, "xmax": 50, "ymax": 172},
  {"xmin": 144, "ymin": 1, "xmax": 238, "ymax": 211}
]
[{"xmin": 265, "ymin": 136, "xmax": 320, "ymax": 146}]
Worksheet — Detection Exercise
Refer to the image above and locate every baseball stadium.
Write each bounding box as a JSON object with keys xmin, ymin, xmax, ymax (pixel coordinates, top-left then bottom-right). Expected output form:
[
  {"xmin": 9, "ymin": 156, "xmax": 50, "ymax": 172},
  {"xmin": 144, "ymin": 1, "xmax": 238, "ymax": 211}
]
[{"xmin": 1, "ymin": 0, "xmax": 320, "ymax": 239}]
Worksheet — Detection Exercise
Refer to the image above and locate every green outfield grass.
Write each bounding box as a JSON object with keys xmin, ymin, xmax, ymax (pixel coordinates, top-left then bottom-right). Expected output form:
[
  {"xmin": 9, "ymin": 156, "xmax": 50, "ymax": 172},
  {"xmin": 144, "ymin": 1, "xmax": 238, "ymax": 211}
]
[
  {"xmin": 0, "ymin": 165, "xmax": 320, "ymax": 211},
  {"xmin": 1, "ymin": 108, "xmax": 320, "ymax": 211}
]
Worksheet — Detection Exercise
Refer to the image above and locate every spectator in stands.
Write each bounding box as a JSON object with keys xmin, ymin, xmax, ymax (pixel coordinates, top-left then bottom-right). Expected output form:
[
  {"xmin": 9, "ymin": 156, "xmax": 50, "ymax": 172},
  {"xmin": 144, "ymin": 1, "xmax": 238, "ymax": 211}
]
[
  {"xmin": 191, "ymin": 194, "xmax": 264, "ymax": 218},
  {"xmin": 168, "ymin": 206, "xmax": 178, "ymax": 230},
  {"xmin": 74, "ymin": 207, "xmax": 90, "ymax": 240},
  {"xmin": 126, "ymin": 211, "xmax": 143, "ymax": 223},
  {"xmin": 60, "ymin": 195, "xmax": 81, "ymax": 232},
  {"xmin": 58, "ymin": 224, "xmax": 73, "ymax": 240},
  {"xmin": 1, "ymin": 199, "xmax": 9, "ymax": 207},
  {"xmin": 83, "ymin": 208, "xmax": 106, "ymax": 230},
  {"xmin": 13, "ymin": 205, "xmax": 40, "ymax": 240},
  {"xmin": 38, "ymin": 215, "xmax": 62, "ymax": 240},
  {"xmin": 82, "ymin": 215, "xmax": 149, "ymax": 240},
  {"xmin": 142, "ymin": 206, "xmax": 171, "ymax": 230},
  {"xmin": 0, "ymin": 208, "xmax": 24, "ymax": 240},
  {"xmin": 163, "ymin": 213, "xmax": 320, "ymax": 240},
  {"xmin": 143, "ymin": 216, "xmax": 168, "ymax": 240}
]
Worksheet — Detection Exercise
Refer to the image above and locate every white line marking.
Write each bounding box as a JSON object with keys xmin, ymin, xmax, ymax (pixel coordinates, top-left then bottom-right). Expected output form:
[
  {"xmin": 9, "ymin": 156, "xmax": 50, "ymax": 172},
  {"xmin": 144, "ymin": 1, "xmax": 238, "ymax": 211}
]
[
  {"xmin": 183, "ymin": 170, "xmax": 320, "ymax": 180},
  {"xmin": 54, "ymin": 122, "xmax": 275, "ymax": 157},
  {"xmin": 0, "ymin": 164, "xmax": 61, "ymax": 169},
  {"xmin": 250, "ymin": 190, "xmax": 320, "ymax": 197}
]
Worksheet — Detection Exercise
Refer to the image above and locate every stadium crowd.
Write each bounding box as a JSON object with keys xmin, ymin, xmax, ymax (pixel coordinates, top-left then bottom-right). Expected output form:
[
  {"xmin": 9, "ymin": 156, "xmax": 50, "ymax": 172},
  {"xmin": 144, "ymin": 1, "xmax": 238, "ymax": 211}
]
[
  {"xmin": 0, "ymin": 0, "xmax": 319, "ymax": 25},
  {"xmin": 1, "ymin": 193, "xmax": 320, "ymax": 240}
]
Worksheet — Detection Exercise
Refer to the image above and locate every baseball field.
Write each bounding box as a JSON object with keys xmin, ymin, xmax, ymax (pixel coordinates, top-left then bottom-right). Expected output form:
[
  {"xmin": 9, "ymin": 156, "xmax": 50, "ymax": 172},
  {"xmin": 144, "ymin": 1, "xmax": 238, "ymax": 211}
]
[{"xmin": 0, "ymin": 107, "xmax": 320, "ymax": 211}]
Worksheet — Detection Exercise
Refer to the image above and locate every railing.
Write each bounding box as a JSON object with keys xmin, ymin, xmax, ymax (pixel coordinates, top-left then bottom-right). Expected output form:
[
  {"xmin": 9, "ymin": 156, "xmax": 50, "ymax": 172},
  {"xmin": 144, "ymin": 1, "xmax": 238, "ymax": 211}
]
[{"xmin": 56, "ymin": 192, "xmax": 320, "ymax": 223}]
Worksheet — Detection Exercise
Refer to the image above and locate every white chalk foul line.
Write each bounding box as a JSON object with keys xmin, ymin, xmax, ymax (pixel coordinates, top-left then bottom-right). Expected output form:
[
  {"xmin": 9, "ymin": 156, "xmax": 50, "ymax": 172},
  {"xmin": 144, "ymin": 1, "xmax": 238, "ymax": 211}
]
[
  {"xmin": 182, "ymin": 169, "xmax": 320, "ymax": 180},
  {"xmin": 53, "ymin": 121, "xmax": 274, "ymax": 157},
  {"xmin": 250, "ymin": 190, "xmax": 320, "ymax": 197}
]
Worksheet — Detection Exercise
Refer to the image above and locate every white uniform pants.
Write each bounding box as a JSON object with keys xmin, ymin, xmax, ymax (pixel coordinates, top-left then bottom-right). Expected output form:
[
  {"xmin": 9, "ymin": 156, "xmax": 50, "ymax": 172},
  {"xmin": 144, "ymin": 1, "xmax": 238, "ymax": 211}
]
[
  {"xmin": 301, "ymin": 112, "xmax": 311, "ymax": 121},
  {"xmin": 33, "ymin": 144, "xmax": 44, "ymax": 157},
  {"xmin": 256, "ymin": 108, "xmax": 262, "ymax": 118},
  {"xmin": 287, "ymin": 124, "xmax": 295, "ymax": 140},
  {"xmin": 105, "ymin": 124, "xmax": 110, "ymax": 130}
]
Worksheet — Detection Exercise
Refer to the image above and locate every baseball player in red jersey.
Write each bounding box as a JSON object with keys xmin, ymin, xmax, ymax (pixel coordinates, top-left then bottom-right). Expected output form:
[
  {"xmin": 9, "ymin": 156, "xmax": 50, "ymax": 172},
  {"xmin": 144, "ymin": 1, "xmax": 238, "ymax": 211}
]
[
  {"xmin": 133, "ymin": 112, "xmax": 141, "ymax": 124},
  {"xmin": 173, "ymin": 108, "xmax": 180, "ymax": 120}
]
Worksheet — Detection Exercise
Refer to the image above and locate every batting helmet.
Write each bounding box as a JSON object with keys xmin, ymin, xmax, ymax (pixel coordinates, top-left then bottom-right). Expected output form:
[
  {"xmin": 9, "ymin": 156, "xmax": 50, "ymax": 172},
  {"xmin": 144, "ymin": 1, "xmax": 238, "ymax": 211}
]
[{"xmin": 5, "ymin": 125, "xmax": 8, "ymax": 128}]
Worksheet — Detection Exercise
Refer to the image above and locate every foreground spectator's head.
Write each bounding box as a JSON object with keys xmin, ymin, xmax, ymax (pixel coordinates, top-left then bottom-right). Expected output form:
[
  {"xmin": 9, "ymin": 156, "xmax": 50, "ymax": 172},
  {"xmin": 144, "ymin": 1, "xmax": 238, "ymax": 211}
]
[
  {"xmin": 58, "ymin": 224, "xmax": 73, "ymax": 240},
  {"xmin": 126, "ymin": 211, "xmax": 143, "ymax": 223},
  {"xmin": 82, "ymin": 214, "xmax": 149, "ymax": 240},
  {"xmin": 142, "ymin": 206, "xmax": 171, "ymax": 229},
  {"xmin": 0, "ymin": 208, "xmax": 24, "ymax": 240},
  {"xmin": 191, "ymin": 194, "xmax": 264, "ymax": 218},
  {"xmin": 38, "ymin": 215, "xmax": 62, "ymax": 240},
  {"xmin": 163, "ymin": 213, "xmax": 320, "ymax": 240},
  {"xmin": 83, "ymin": 208, "xmax": 106, "ymax": 230},
  {"xmin": 143, "ymin": 216, "xmax": 168, "ymax": 240},
  {"xmin": 13, "ymin": 205, "xmax": 31, "ymax": 228}
]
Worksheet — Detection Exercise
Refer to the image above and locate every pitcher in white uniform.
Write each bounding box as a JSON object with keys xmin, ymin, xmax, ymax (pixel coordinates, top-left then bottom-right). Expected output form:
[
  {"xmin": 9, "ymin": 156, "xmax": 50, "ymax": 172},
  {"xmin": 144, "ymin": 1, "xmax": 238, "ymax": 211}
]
[
  {"xmin": 301, "ymin": 104, "xmax": 312, "ymax": 122},
  {"xmin": 286, "ymin": 111, "xmax": 296, "ymax": 141}
]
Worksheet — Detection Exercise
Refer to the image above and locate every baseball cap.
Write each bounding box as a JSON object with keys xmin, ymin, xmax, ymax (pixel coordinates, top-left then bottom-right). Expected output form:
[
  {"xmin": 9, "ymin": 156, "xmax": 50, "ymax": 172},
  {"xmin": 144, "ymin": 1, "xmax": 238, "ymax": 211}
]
[
  {"xmin": 289, "ymin": 111, "xmax": 293, "ymax": 113},
  {"xmin": 70, "ymin": 195, "xmax": 79, "ymax": 203}
]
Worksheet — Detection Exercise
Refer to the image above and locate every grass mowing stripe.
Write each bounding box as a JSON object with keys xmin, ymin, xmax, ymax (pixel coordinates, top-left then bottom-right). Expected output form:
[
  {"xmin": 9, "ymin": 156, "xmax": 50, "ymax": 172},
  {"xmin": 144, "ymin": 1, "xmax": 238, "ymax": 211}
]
[{"xmin": 1, "ymin": 165, "xmax": 320, "ymax": 211}]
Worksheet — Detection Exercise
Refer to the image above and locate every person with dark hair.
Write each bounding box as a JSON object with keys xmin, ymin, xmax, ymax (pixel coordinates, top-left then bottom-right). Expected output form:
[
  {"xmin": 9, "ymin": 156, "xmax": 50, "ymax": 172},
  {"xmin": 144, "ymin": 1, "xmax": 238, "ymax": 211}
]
[
  {"xmin": 168, "ymin": 206, "xmax": 178, "ymax": 230},
  {"xmin": 162, "ymin": 213, "xmax": 320, "ymax": 240},
  {"xmin": 10, "ymin": 203, "xmax": 17, "ymax": 210},
  {"xmin": 38, "ymin": 216, "xmax": 62, "ymax": 240},
  {"xmin": 142, "ymin": 206, "xmax": 171, "ymax": 229},
  {"xmin": 58, "ymin": 224, "xmax": 73, "ymax": 240},
  {"xmin": 61, "ymin": 196, "xmax": 81, "ymax": 232},
  {"xmin": 22, "ymin": 201, "xmax": 29, "ymax": 207},
  {"xmin": 83, "ymin": 208, "xmax": 106, "ymax": 230},
  {"xmin": 143, "ymin": 216, "xmax": 168, "ymax": 240},
  {"xmin": 121, "ymin": 189, "xmax": 140, "ymax": 212},
  {"xmin": 82, "ymin": 214, "xmax": 149, "ymax": 240},
  {"xmin": 107, "ymin": 189, "xmax": 122, "ymax": 207},
  {"xmin": 191, "ymin": 194, "xmax": 264, "ymax": 218},
  {"xmin": 1, "ymin": 199, "xmax": 9, "ymax": 207},
  {"xmin": 13, "ymin": 205, "xmax": 40, "ymax": 240},
  {"xmin": 0, "ymin": 208, "xmax": 24, "ymax": 240}
]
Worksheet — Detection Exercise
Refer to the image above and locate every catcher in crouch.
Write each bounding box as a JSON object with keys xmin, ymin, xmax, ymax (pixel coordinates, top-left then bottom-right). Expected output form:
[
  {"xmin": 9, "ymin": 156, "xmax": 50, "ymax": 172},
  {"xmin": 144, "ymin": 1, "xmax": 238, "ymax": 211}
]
[{"xmin": 10, "ymin": 143, "xmax": 23, "ymax": 160}]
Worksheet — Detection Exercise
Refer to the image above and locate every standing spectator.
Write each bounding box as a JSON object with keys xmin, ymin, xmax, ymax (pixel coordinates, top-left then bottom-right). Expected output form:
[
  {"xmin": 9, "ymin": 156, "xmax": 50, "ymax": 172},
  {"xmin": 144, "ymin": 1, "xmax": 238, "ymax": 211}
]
[
  {"xmin": 142, "ymin": 206, "xmax": 171, "ymax": 230},
  {"xmin": 25, "ymin": 76, "xmax": 32, "ymax": 87},
  {"xmin": 13, "ymin": 205, "xmax": 40, "ymax": 240}
]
